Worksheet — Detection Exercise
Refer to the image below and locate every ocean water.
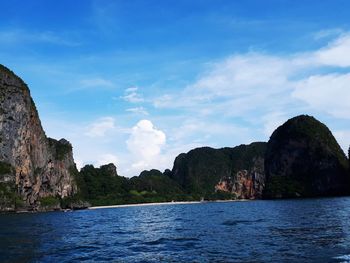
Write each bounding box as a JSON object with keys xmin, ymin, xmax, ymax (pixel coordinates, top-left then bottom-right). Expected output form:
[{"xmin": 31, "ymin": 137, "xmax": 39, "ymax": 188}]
[{"xmin": 1, "ymin": 198, "xmax": 350, "ymax": 262}]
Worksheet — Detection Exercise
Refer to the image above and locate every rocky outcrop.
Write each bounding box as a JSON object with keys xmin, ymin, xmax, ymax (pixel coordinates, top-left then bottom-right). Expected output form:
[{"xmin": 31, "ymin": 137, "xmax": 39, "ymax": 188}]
[
  {"xmin": 100, "ymin": 163, "xmax": 118, "ymax": 177},
  {"xmin": 0, "ymin": 65, "xmax": 77, "ymax": 211},
  {"xmin": 215, "ymin": 157, "xmax": 265, "ymax": 199},
  {"xmin": 264, "ymin": 115, "xmax": 349, "ymax": 198},
  {"xmin": 171, "ymin": 142, "xmax": 266, "ymax": 198}
]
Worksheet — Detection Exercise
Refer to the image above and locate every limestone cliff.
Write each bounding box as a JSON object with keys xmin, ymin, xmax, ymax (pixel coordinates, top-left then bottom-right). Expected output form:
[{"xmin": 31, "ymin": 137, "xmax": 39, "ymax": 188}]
[
  {"xmin": 171, "ymin": 142, "xmax": 266, "ymax": 199},
  {"xmin": 215, "ymin": 156, "xmax": 265, "ymax": 199},
  {"xmin": 0, "ymin": 65, "xmax": 77, "ymax": 211},
  {"xmin": 264, "ymin": 115, "xmax": 349, "ymax": 198}
]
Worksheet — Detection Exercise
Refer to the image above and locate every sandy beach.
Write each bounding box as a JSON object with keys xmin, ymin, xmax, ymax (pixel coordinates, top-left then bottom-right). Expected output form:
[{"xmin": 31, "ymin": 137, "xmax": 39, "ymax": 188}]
[{"xmin": 88, "ymin": 199, "xmax": 249, "ymax": 210}]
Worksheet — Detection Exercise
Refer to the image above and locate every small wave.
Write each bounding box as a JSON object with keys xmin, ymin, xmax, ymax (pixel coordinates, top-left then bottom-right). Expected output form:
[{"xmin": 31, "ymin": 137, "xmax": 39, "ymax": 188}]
[
  {"xmin": 334, "ymin": 254, "xmax": 350, "ymax": 263},
  {"xmin": 222, "ymin": 219, "xmax": 265, "ymax": 226},
  {"xmin": 143, "ymin": 237, "xmax": 200, "ymax": 246}
]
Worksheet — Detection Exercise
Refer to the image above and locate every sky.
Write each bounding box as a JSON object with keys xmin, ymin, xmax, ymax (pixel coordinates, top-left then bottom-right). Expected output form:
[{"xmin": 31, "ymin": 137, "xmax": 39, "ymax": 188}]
[{"xmin": 1, "ymin": 0, "xmax": 350, "ymax": 177}]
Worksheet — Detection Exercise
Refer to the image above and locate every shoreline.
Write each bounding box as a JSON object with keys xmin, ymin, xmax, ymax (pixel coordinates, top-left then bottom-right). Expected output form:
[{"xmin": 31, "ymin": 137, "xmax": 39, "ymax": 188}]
[{"xmin": 88, "ymin": 199, "xmax": 250, "ymax": 210}]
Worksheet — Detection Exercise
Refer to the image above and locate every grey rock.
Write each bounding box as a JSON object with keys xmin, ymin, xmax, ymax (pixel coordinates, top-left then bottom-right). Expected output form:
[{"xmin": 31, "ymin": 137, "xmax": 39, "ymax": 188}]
[{"xmin": 0, "ymin": 65, "xmax": 77, "ymax": 211}]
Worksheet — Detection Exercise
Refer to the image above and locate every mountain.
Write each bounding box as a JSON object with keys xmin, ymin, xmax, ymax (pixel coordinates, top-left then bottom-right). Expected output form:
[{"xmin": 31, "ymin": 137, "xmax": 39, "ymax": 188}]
[
  {"xmin": 170, "ymin": 142, "xmax": 267, "ymax": 199},
  {"xmin": 76, "ymin": 165, "xmax": 187, "ymax": 205},
  {"xmin": 0, "ymin": 65, "xmax": 77, "ymax": 211},
  {"xmin": 264, "ymin": 115, "xmax": 349, "ymax": 198},
  {"xmin": 130, "ymin": 169, "xmax": 183, "ymax": 196}
]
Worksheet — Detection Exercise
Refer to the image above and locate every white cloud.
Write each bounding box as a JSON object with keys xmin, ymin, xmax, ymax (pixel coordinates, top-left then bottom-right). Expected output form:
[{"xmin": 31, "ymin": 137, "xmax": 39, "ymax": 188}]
[
  {"xmin": 126, "ymin": 106, "xmax": 149, "ymax": 115},
  {"xmin": 96, "ymin": 153, "xmax": 119, "ymax": 167},
  {"xmin": 40, "ymin": 31, "xmax": 350, "ymax": 178},
  {"xmin": 191, "ymin": 54, "xmax": 290, "ymax": 96},
  {"xmin": 127, "ymin": 120, "xmax": 166, "ymax": 159},
  {"xmin": 80, "ymin": 77, "xmax": 114, "ymax": 88},
  {"xmin": 292, "ymin": 74, "xmax": 350, "ymax": 119},
  {"xmin": 314, "ymin": 34, "xmax": 350, "ymax": 67},
  {"xmin": 0, "ymin": 29, "xmax": 79, "ymax": 46},
  {"xmin": 121, "ymin": 86, "xmax": 144, "ymax": 103},
  {"xmin": 154, "ymin": 33, "xmax": 350, "ymax": 122},
  {"xmin": 126, "ymin": 120, "xmax": 166, "ymax": 172},
  {"xmin": 262, "ymin": 112, "xmax": 289, "ymax": 137},
  {"xmin": 155, "ymin": 53, "xmax": 294, "ymax": 110},
  {"xmin": 85, "ymin": 117, "xmax": 116, "ymax": 137},
  {"xmin": 313, "ymin": 28, "xmax": 344, "ymax": 40},
  {"xmin": 333, "ymin": 130, "xmax": 350, "ymax": 155}
]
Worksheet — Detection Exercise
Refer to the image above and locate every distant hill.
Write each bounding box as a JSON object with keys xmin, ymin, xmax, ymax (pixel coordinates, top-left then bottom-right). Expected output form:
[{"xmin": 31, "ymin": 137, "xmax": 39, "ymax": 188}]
[
  {"xmin": 170, "ymin": 142, "xmax": 267, "ymax": 199},
  {"xmin": 264, "ymin": 115, "xmax": 350, "ymax": 198}
]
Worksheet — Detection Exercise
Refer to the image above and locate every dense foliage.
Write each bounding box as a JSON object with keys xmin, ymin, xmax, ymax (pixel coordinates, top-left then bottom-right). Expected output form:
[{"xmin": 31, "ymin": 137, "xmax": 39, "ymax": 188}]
[
  {"xmin": 171, "ymin": 142, "xmax": 267, "ymax": 195},
  {"xmin": 48, "ymin": 138, "xmax": 72, "ymax": 161},
  {"xmin": 69, "ymin": 164, "xmax": 200, "ymax": 206},
  {"xmin": 264, "ymin": 115, "xmax": 350, "ymax": 198},
  {"xmin": 0, "ymin": 161, "xmax": 12, "ymax": 175},
  {"xmin": 0, "ymin": 182, "xmax": 24, "ymax": 210}
]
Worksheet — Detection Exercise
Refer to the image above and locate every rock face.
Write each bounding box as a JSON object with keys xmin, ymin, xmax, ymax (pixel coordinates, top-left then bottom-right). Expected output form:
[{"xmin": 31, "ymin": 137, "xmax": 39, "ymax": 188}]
[
  {"xmin": 171, "ymin": 142, "xmax": 266, "ymax": 198},
  {"xmin": 264, "ymin": 115, "xmax": 349, "ymax": 198},
  {"xmin": 0, "ymin": 65, "xmax": 77, "ymax": 211},
  {"xmin": 100, "ymin": 163, "xmax": 118, "ymax": 177},
  {"xmin": 215, "ymin": 157, "xmax": 265, "ymax": 199}
]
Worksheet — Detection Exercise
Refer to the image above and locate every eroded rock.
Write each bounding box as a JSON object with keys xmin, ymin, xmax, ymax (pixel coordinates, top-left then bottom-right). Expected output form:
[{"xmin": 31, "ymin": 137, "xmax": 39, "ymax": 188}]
[{"xmin": 0, "ymin": 65, "xmax": 77, "ymax": 211}]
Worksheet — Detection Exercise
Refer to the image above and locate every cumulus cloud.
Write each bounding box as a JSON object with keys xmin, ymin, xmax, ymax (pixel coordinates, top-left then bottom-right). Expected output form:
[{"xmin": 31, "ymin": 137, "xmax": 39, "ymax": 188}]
[
  {"xmin": 127, "ymin": 120, "xmax": 166, "ymax": 159},
  {"xmin": 42, "ymin": 31, "xmax": 350, "ymax": 177},
  {"xmin": 121, "ymin": 87, "xmax": 144, "ymax": 103},
  {"xmin": 85, "ymin": 117, "xmax": 116, "ymax": 137},
  {"xmin": 126, "ymin": 120, "xmax": 166, "ymax": 171}
]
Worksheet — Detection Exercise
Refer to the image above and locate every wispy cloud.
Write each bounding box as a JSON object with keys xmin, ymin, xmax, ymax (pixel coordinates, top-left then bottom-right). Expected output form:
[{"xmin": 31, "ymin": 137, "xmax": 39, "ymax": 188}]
[
  {"xmin": 38, "ymin": 31, "xmax": 350, "ymax": 177},
  {"xmin": 154, "ymin": 33, "xmax": 350, "ymax": 122},
  {"xmin": 85, "ymin": 117, "xmax": 116, "ymax": 138},
  {"xmin": 126, "ymin": 106, "xmax": 149, "ymax": 115},
  {"xmin": 313, "ymin": 28, "xmax": 344, "ymax": 40},
  {"xmin": 0, "ymin": 28, "xmax": 80, "ymax": 46},
  {"xmin": 79, "ymin": 77, "xmax": 114, "ymax": 89},
  {"xmin": 121, "ymin": 87, "xmax": 144, "ymax": 103}
]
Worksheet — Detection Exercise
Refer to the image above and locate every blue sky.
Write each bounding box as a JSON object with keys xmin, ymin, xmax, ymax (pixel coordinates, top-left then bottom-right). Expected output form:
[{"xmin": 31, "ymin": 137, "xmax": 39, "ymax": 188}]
[{"xmin": 1, "ymin": 0, "xmax": 350, "ymax": 176}]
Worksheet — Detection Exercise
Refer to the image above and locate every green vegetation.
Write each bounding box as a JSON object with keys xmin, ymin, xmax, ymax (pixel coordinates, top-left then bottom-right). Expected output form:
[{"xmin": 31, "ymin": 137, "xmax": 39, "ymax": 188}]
[
  {"xmin": 264, "ymin": 176, "xmax": 305, "ymax": 199},
  {"xmin": 48, "ymin": 138, "xmax": 72, "ymax": 161},
  {"xmin": 0, "ymin": 64, "xmax": 29, "ymax": 92},
  {"xmin": 71, "ymin": 165, "xmax": 208, "ymax": 206},
  {"xmin": 264, "ymin": 115, "xmax": 350, "ymax": 198},
  {"xmin": 68, "ymin": 143, "xmax": 267, "ymax": 206},
  {"xmin": 205, "ymin": 191, "xmax": 237, "ymax": 201},
  {"xmin": 39, "ymin": 196, "xmax": 60, "ymax": 207},
  {"xmin": 0, "ymin": 161, "xmax": 13, "ymax": 175},
  {"xmin": 0, "ymin": 182, "xmax": 24, "ymax": 210},
  {"xmin": 171, "ymin": 142, "xmax": 267, "ymax": 196}
]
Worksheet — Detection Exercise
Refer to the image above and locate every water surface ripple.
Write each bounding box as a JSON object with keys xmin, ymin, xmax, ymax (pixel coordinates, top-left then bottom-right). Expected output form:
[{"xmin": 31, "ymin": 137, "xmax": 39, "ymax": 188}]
[{"xmin": 1, "ymin": 198, "xmax": 350, "ymax": 262}]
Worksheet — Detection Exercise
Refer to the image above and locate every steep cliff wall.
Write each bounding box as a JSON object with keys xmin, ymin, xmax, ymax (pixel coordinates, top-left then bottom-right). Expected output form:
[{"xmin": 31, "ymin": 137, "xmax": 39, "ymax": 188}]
[
  {"xmin": 0, "ymin": 65, "xmax": 77, "ymax": 211},
  {"xmin": 215, "ymin": 156, "xmax": 265, "ymax": 199},
  {"xmin": 264, "ymin": 115, "xmax": 349, "ymax": 198},
  {"xmin": 171, "ymin": 142, "xmax": 266, "ymax": 199}
]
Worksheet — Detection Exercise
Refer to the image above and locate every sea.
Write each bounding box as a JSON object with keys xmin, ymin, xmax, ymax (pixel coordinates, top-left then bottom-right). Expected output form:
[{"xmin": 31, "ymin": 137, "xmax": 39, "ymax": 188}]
[{"xmin": 1, "ymin": 198, "xmax": 350, "ymax": 262}]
